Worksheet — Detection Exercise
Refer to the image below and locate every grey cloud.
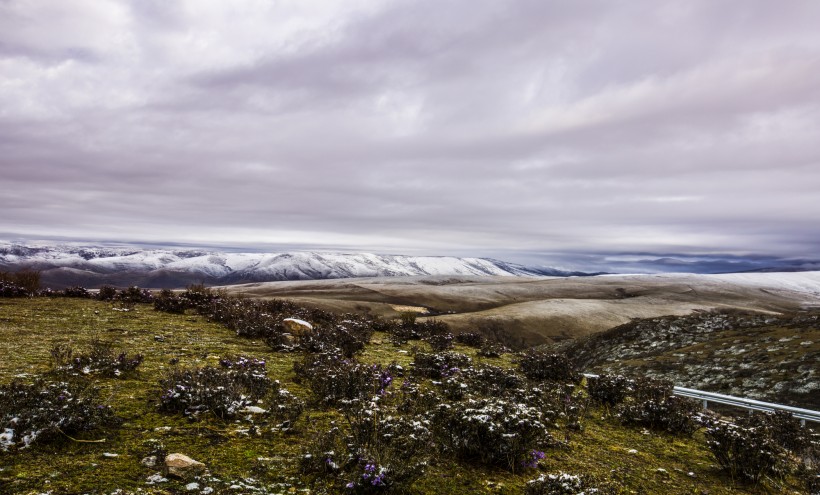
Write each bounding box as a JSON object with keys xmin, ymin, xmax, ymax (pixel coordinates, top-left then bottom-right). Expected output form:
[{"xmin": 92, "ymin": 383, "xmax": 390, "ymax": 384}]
[{"xmin": 1, "ymin": 0, "xmax": 819, "ymax": 263}]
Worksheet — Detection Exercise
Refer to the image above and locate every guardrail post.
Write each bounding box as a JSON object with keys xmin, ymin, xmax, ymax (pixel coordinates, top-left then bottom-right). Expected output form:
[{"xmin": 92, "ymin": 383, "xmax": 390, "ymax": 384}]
[{"xmin": 702, "ymin": 399, "xmax": 708, "ymax": 410}]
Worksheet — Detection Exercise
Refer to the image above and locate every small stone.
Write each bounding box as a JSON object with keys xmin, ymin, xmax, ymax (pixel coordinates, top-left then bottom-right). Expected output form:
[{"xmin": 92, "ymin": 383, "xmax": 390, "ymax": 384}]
[
  {"xmin": 628, "ymin": 449, "xmax": 638, "ymax": 454},
  {"xmin": 241, "ymin": 406, "xmax": 268, "ymax": 414},
  {"xmin": 165, "ymin": 453, "xmax": 206, "ymax": 479},
  {"xmin": 146, "ymin": 473, "xmax": 168, "ymax": 484},
  {"xmin": 688, "ymin": 471, "xmax": 696, "ymax": 478},
  {"xmin": 102, "ymin": 452, "xmax": 119, "ymax": 458},
  {"xmin": 201, "ymin": 488, "xmax": 214, "ymax": 495},
  {"xmin": 185, "ymin": 482, "xmax": 200, "ymax": 491},
  {"xmin": 141, "ymin": 455, "xmax": 157, "ymax": 467}
]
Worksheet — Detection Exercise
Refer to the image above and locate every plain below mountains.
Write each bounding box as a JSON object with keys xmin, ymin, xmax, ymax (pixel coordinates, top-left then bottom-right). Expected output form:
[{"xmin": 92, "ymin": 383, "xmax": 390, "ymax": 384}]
[{"xmin": 0, "ymin": 243, "xmax": 588, "ymax": 289}]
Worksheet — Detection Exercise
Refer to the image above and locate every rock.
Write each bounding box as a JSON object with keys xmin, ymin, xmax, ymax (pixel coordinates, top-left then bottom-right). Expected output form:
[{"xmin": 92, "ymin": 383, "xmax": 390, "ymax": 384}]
[
  {"xmin": 141, "ymin": 455, "xmax": 157, "ymax": 467},
  {"xmin": 240, "ymin": 406, "xmax": 268, "ymax": 414},
  {"xmin": 165, "ymin": 453, "xmax": 206, "ymax": 479},
  {"xmin": 282, "ymin": 318, "xmax": 313, "ymax": 335},
  {"xmin": 185, "ymin": 482, "xmax": 200, "ymax": 491},
  {"xmin": 102, "ymin": 452, "xmax": 119, "ymax": 458}
]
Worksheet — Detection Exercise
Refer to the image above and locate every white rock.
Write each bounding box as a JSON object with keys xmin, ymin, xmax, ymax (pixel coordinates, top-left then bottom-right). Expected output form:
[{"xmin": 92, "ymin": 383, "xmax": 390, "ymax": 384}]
[
  {"xmin": 185, "ymin": 482, "xmax": 200, "ymax": 491},
  {"xmin": 240, "ymin": 406, "xmax": 268, "ymax": 414},
  {"xmin": 282, "ymin": 318, "xmax": 313, "ymax": 335},
  {"xmin": 165, "ymin": 453, "xmax": 206, "ymax": 479}
]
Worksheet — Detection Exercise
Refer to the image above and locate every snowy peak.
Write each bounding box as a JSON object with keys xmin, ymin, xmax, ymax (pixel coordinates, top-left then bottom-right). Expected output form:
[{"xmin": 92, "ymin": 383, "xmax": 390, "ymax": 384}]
[{"xmin": 0, "ymin": 243, "xmax": 580, "ymax": 288}]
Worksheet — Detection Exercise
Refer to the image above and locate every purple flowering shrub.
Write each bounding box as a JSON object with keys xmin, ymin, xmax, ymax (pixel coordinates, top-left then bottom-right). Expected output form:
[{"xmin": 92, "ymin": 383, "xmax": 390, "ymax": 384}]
[
  {"xmin": 302, "ymin": 402, "xmax": 432, "ymax": 492},
  {"xmin": 517, "ymin": 351, "xmax": 580, "ymax": 383},
  {"xmin": 51, "ymin": 340, "xmax": 144, "ymax": 378},
  {"xmin": 0, "ymin": 377, "xmax": 118, "ymax": 450},
  {"xmin": 411, "ymin": 351, "xmax": 472, "ymax": 379},
  {"xmin": 295, "ymin": 353, "xmax": 394, "ymax": 408},
  {"xmin": 158, "ymin": 356, "xmax": 273, "ymax": 419},
  {"xmin": 477, "ymin": 341, "xmax": 509, "ymax": 358},
  {"xmin": 433, "ymin": 397, "xmax": 555, "ymax": 472},
  {"xmin": 298, "ymin": 321, "xmax": 374, "ymax": 357}
]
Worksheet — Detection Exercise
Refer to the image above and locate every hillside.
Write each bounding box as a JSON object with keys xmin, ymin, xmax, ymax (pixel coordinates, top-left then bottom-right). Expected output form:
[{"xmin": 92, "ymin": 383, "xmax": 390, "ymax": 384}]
[
  {"xmin": 1, "ymin": 294, "xmax": 815, "ymax": 494},
  {"xmin": 562, "ymin": 310, "xmax": 820, "ymax": 409},
  {"xmin": 224, "ymin": 272, "xmax": 820, "ymax": 346},
  {"xmin": 0, "ymin": 243, "xmax": 583, "ymax": 288}
]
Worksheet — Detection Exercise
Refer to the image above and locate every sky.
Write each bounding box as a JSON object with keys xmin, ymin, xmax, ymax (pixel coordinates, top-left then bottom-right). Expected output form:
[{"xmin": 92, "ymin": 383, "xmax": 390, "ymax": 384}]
[{"xmin": 1, "ymin": 0, "xmax": 819, "ymax": 268}]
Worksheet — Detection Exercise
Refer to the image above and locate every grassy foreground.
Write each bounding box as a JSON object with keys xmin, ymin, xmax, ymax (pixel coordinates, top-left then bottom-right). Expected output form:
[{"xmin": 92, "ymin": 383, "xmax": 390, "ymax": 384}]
[{"xmin": 0, "ymin": 297, "xmax": 810, "ymax": 494}]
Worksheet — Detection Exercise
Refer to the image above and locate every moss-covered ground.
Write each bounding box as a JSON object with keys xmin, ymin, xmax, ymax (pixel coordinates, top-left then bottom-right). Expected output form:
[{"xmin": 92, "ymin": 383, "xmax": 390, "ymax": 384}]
[{"xmin": 0, "ymin": 297, "xmax": 810, "ymax": 494}]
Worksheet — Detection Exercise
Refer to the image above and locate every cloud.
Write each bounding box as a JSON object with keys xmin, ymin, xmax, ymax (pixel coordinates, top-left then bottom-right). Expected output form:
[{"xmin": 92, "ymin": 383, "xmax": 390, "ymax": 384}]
[{"xmin": 1, "ymin": 0, "xmax": 819, "ymax": 263}]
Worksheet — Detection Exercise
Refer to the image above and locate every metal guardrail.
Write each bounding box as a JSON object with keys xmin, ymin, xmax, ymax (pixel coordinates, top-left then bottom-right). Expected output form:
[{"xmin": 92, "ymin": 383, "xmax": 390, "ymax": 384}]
[{"xmin": 583, "ymin": 374, "xmax": 820, "ymax": 425}]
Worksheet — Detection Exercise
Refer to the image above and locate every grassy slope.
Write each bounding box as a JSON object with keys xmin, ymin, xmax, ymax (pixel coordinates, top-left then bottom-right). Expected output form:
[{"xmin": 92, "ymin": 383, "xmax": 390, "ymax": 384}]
[{"xmin": 0, "ymin": 297, "xmax": 808, "ymax": 494}]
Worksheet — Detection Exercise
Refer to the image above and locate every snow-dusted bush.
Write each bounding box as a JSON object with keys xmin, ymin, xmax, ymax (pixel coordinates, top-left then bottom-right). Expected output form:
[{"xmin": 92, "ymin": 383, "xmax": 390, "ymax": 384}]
[
  {"xmin": 158, "ymin": 356, "xmax": 273, "ymax": 419},
  {"xmin": 518, "ymin": 351, "xmax": 579, "ymax": 383},
  {"xmin": 586, "ymin": 374, "xmax": 634, "ymax": 407},
  {"xmin": 298, "ymin": 321, "xmax": 373, "ymax": 357},
  {"xmin": 705, "ymin": 418, "xmax": 790, "ymax": 483},
  {"xmin": 51, "ymin": 340, "xmax": 143, "ymax": 378},
  {"xmin": 525, "ymin": 472, "xmax": 602, "ymax": 495},
  {"xmin": 61, "ymin": 286, "xmax": 92, "ymax": 298},
  {"xmin": 295, "ymin": 353, "xmax": 393, "ymax": 408},
  {"xmin": 438, "ymin": 364, "xmax": 524, "ymax": 400},
  {"xmin": 0, "ymin": 378, "xmax": 117, "ymax": 451},
  {"xmin": 617, "ymin": 395, "xmax": 699, "ymax": 434},
  {"xmin": 477, "ymin": 341, "xmax": 509, "ymax": 357},
  {"xmin": 433, "ymin": 396, "xmax": 554, "ymax": 471},
  {"xmin": 424, "ymin": 332, "xmax": 454, "ymax": 351},
  {"xmin": 0, "ymin": 280, "xmax": 32, "ymax": 298},
  {"xmin": 411, "ymin": 351, "xmax": 471, "ymax": 379}
]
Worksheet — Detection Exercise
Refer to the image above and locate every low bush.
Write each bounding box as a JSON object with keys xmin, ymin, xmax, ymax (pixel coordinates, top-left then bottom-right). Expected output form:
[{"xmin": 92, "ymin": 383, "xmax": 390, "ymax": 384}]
[
  {"xmin": 158, "ymin": 356, "xmax": 273, "ymax": 419},
  {"xmin": 454, "ymin": 332, "xmax": 485, "ymax": 348},
  {"xmin": 97, "ymin": 285, "xmax": 118, "ymax": 301},
  {"xmin": 51, "ymin": 340, "xmax": 144, "ymax": 378},
  {"xmin": 0, "ymin": 269, "xmax": 40, "ymax": 295},
  {"xmin": 438, "ymin": 364, "xmax": 524, "ymax": 400},
  {"xmin": 525, "ymin": 472, "xmax": 605, "ymax": 495},
  {"xmin": 477, "ymin": 341, "xmax": 509, "ymax": 358},
  {"xmin": 424, "ymin": 332, "xmax": 454, "ymax": 351},
  {"xmin": 0, "ymin": 378, "xmax": 118, "ymax": 450},
  {"xmin": 295, "ymin": 353, "xmax": 393, "ymax": 408},
  {"xmin": 586, "ymin": 374, "xmax": 633, "ymax": 407},
  {"xmin": 433, "ymin": 396, "xmax": 554, "ymax": 471},
  {"xmin": 617, "ymin": 395, "xmax": 699, "ymax": 435},
  {"xmin": 411, "ymin": 351, "xmax": 471, "ymax": 379},
  {"xmin": 518, "ymin": 351, "xmax": 579, "ymax": 383},
  {"xmin": 62, "ymin": 286, "xmax": 92, "ymax": 298},
  {"xmin": 705, "ymin": 417, "xmax": 790, "ymax": 483},
  {"xmin": 153, "ymin": 289, "xmax": 187, "ymax": 314}
]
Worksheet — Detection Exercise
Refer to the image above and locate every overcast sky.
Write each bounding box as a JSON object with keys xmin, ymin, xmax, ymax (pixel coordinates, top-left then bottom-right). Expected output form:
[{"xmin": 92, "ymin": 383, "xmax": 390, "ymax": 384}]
[{"xmin": 1, "ymin": 0, "xmax": 819, "ymax": 265}]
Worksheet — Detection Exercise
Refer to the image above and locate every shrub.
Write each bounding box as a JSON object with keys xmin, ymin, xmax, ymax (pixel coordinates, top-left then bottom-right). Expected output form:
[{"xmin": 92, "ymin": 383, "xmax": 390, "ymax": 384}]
[
  {"xmin": 153, "ymin": 289, "xmax": 187, "ymax": 314},
  {"xmin": 477, "ymin": 341, "xmax": 509, "ymax": 358},
  {"xmin": 0, "ymin": 269, "xmax": 40, "ymax": 295},
  {"xmin": 455, "ymin": 332, "xmax": 485, "ymax": 348},
  {"xmin": 295, "ymin": 353, "xmax": 393, "ymax": 408},
  {"xmin": 424, "ymin": 332, "xmax": 454, "ymax": 351},
  {"xmin": 51, "ymin": 340, "xmax": 144, "ymax": 378},
  {"xmin": 438, "ymin": 364, "xmax": 524, "ymax": 400},
  {"xmin": 62, "ymin": 286, "xmax": 92, "ymax": 298},
  {"xmin": 518, "ymin": 351, "xmax": 579, "ymax": 383},
  {"xmin": 586, "ymin": 374, "xmax": 633, "ymax": 407},
  {"xmin": 117, "ymin": 286, "xmax": 153, "ymax": 304},
  {"xmin": 525, "ymin": 472, "xmax": 603, "ymax": 495},
  {"xmin": 0, "ymin": 378, "xmax": 118, "ymax": 450},
  {"xmin": 412, "ymin": 351, "xmax": 471, "ymax": 379},
  {"xmin": 617, "ymin": 395, "xmax": 699, "ymax": 435},
  {"xmin": 434, "ymin": 397, "xmax": 554, "ymax": 471},
  {"xmin": 298, "ymin": 322, "xmax": 373, "ymax": 357},
  {"xmin": 158, "ymin": 357, "xmax": 273, "ymax": 419},
  {"xmin": 705, "ymin": 418, "xmax": 790, "ymax": 483},
  {"xmin": 97, "ymin": 285, "xmax": 118, "ymax": 301}
]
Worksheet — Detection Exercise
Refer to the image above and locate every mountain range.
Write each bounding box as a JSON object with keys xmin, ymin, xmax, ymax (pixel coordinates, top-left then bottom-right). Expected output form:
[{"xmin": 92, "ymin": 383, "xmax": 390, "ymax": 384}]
[{"xmin": 0, "ymin": 243, "xmax": 589, "ymax": 289}]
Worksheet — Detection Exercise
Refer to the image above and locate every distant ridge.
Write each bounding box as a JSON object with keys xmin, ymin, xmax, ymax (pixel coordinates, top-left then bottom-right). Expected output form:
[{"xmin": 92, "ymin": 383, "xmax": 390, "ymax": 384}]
[{"xmin": 0, "ymin": 242, "xmax": 591, "ymax": 289}]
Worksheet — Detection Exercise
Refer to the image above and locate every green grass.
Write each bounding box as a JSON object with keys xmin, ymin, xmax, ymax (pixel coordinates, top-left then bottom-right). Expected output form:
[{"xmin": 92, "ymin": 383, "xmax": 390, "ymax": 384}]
[{"xmin": 0, "ymin": 297, "xmax": 809, "ymax": 494}]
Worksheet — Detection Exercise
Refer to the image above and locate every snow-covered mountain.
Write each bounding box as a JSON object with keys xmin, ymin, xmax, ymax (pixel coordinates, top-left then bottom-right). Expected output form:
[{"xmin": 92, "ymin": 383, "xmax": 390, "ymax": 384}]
[{"xmin": 0, "ymin": 243, "xmax": 585, "ymax": 288}]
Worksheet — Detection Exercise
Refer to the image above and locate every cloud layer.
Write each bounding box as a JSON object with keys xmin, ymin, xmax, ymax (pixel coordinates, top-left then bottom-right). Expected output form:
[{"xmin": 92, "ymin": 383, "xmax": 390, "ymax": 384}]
[{"xmin": 2, "ymin": 0, "xmax": 819, "ymax": 262}]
